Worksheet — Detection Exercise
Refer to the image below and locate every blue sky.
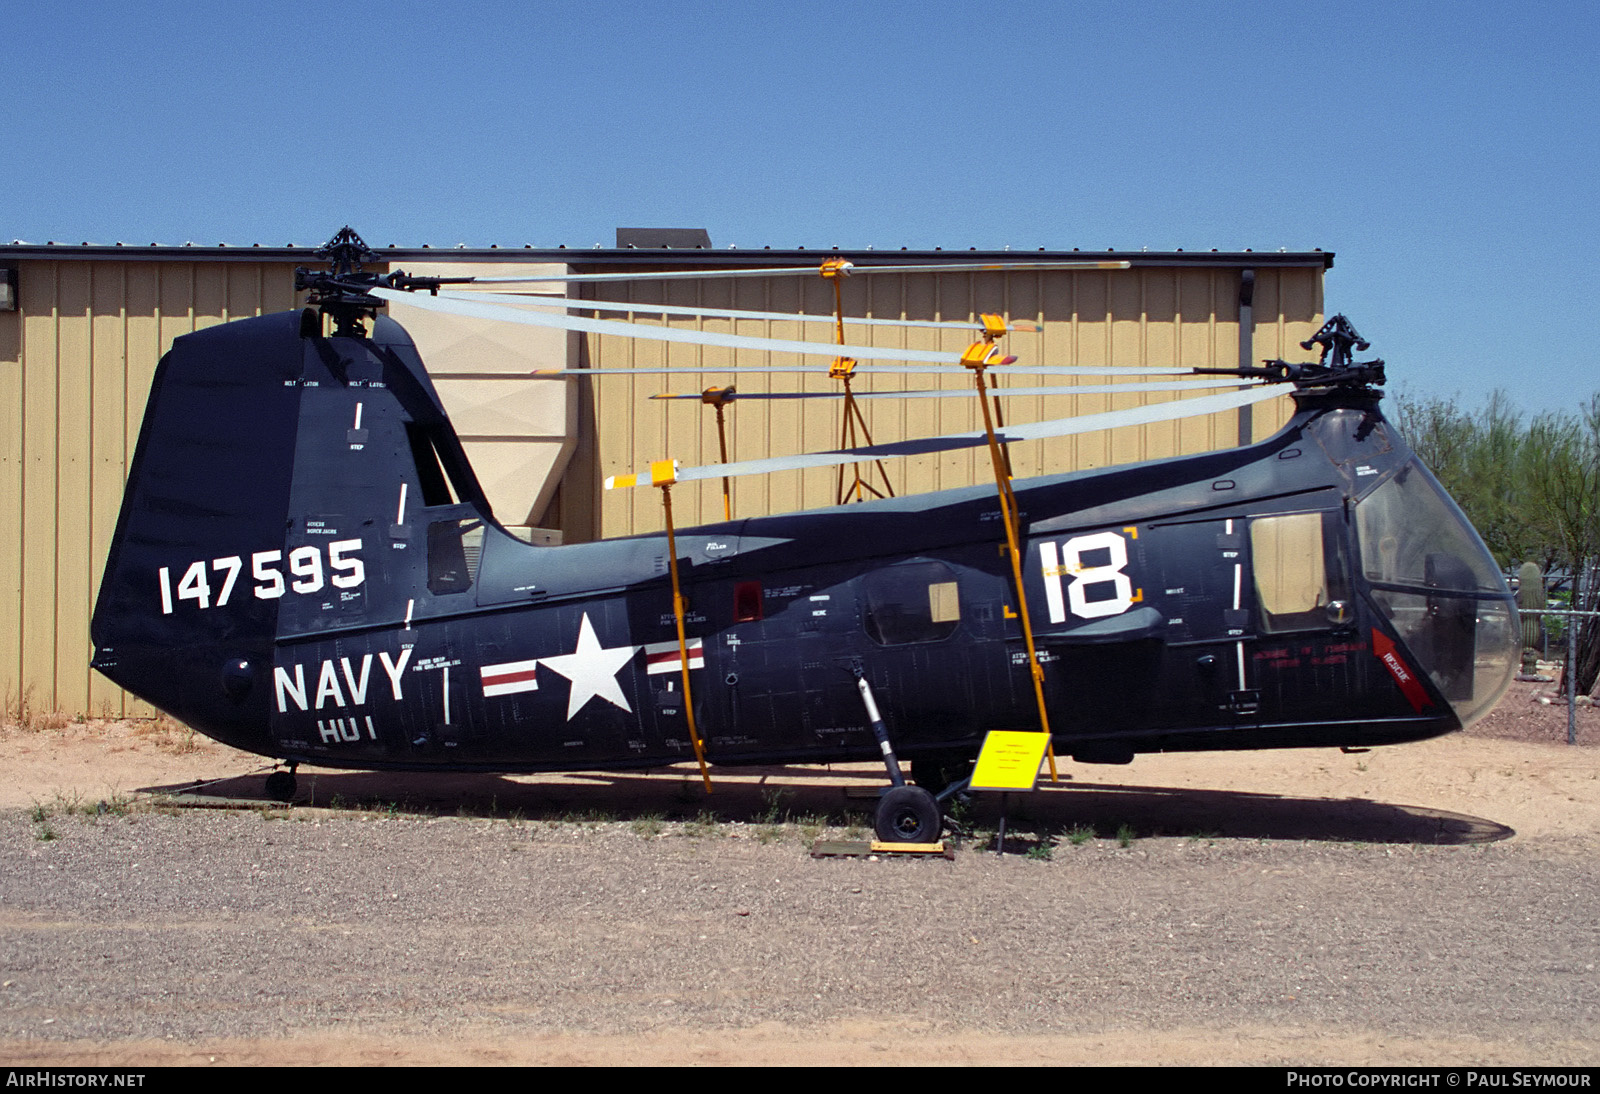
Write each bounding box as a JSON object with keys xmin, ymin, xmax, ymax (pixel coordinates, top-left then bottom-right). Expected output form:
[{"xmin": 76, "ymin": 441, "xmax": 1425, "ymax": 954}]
[{"xmin": 8, "ymin": 0, "xmax": 1595, "ymax": 414}]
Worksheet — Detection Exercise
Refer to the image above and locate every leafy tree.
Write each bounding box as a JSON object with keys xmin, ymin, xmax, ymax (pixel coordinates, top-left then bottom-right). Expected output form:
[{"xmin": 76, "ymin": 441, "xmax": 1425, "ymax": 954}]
[
  {"xmin": 1390, "ymin": 390, "xmax": 1538, "ymax": 567},
  {"xmin": 1522, "ymin": 397, "xmax": 1600, "ymax": 694}
]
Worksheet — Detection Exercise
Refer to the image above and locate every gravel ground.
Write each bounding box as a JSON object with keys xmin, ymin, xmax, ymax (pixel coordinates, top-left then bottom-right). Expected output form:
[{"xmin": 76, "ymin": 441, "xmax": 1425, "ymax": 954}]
[
  {"xmin": 1, "ymin": 680, "xmax": 1597, "ymax": 1066},
  {"xmin": 1, "ymin": 807, "xmax": 1597, "ymax": 1065}
]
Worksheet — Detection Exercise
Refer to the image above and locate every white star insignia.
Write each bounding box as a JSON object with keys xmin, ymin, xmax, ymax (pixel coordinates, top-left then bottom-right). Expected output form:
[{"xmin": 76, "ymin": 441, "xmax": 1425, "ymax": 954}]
[{"xmin": 539, "ymin": 613, "xmax": 637, "ymax": 720}]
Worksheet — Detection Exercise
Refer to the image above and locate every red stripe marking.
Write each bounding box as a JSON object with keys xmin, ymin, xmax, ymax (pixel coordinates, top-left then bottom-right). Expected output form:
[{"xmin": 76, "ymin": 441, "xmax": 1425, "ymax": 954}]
[{"xmin": 483, "ymin": 667, "xmax": 539, "ymax": 686}]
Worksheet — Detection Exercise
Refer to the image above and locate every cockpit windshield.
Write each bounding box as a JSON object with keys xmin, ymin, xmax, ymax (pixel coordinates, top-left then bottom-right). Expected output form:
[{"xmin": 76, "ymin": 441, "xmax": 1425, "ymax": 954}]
[{"xmin": 1355, "ymin": 460, "xmax": 1518, "ymax": 726}]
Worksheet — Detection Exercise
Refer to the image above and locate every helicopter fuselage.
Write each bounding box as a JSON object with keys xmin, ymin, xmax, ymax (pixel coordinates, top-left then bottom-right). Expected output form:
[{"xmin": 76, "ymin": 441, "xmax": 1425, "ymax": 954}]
[{"xmin": 90, "ymin": 311, "xmax": 1519, "ymax": 778}]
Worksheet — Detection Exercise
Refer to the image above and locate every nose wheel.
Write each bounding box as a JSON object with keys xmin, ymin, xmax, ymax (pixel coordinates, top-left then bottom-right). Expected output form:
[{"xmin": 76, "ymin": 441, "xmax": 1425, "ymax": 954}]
[{"xmin": 264, "ymin": 766, "xmax": 297, "ymax": 803}]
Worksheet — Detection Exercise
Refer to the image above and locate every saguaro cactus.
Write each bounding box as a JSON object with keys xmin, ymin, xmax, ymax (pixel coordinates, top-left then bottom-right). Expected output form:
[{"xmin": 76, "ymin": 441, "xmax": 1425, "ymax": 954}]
[{"xmin": 1517, "ymin": 561, "xmax": 1546, "ymax": 673}]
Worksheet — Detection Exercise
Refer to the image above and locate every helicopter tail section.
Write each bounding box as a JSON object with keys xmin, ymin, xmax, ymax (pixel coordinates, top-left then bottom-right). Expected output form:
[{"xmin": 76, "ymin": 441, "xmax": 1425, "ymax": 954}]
[{"xmin": 91, "ymin": 310, "xmax": 491, "ymax": 750}]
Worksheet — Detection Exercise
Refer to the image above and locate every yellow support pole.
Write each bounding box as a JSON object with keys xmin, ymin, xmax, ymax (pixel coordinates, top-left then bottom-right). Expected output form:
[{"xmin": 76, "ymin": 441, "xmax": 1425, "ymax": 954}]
[
  {"xmin": 656, "ymin": 470, "xmax": 713, "ymax": 794},
  {"xmin": 962, "ymin": 340, "xmax": 1059, "ymax": 783},
  {"xmin": 700, "ymin": 386, "xmax": 736, "ymax": 522}
]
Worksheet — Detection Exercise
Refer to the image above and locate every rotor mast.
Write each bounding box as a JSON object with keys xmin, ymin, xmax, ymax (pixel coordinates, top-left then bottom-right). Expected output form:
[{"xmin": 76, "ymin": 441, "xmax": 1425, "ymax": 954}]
[{"xmin": 295, "ymin": 226, "xmax": 476, "ymax": 338}]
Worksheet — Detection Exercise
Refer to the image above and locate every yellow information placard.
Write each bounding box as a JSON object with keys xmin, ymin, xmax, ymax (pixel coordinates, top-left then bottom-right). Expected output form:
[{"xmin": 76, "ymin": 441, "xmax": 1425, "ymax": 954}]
[{"xmin": 969, "ymin": 730, "xmax": 1051, "ymax": 792}]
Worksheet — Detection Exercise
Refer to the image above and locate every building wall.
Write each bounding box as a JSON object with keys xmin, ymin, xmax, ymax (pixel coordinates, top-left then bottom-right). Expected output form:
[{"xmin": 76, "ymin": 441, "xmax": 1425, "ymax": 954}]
[
  {"xmin": 1, "ymin": 252, "xmax": 1325, "ymax": 717},
  {"xmin": 557, "ymin": 264, "xmax": 1323, "ymax": 540}
]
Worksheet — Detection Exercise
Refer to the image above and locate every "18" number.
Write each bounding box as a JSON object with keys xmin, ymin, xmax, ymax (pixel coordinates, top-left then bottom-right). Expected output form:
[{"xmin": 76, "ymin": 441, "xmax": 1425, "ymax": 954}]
[{"xmin": 1039, "ymin": 531, "xmax": 1135, "ymax": 623}]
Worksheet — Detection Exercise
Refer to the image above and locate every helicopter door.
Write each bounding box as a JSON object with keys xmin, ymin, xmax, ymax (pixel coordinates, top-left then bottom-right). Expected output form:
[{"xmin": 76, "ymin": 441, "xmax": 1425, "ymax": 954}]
[
  {"xmin": 1029, "ymin": 526, "xmax": 1166, "ymax": 735},
  {"xmin": 1135, "ymin": 517, "xmax": 1261, "ymax": 729},
  {"xmin": 720, "ymin": 569, "xmax": 866, "ymax": 756},
  {"xmin": 795, "ymin": 573, "xmax": 868, "ymax": 752},
  {"xmin": 856, "ymin": 559, "xmax": 981, "ymax": 746},
  {"xmin": 1245, "ymin": 509, "xmax": 1364, "ymax": 722}
]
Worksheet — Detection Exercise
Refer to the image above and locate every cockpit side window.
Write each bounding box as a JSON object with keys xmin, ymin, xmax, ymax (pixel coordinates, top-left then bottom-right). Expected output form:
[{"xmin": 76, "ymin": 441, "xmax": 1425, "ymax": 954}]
[
  {"xmin": 1355, "ymin": 462, "xmax": 1503, "ymax": 592},
  {"xmin": 1250, "ymin": 511, "xmax": 1351, "ymax": 633}
]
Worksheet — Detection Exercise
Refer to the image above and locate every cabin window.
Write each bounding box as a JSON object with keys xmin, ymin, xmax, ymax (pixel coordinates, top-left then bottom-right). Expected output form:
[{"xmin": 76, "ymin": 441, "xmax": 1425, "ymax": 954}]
[
  {"xmin": 863, "ymin": 561, "xmax": 961, "ymax": 645},
  {"xmin": 427, "ymin": 519, "xmax": 484, "ymax": 595},
  {"xmin": 1250, "ymin": 512, "xmax": 1350, "ymax": 633},
  {"xmin": 929, "ymin": 581, "xmax": 959, "ymax": 624}
]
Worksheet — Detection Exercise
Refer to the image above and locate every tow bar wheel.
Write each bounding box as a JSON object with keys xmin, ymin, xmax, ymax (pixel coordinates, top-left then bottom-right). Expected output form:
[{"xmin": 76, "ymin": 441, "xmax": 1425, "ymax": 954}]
[{"xmin": 874, "ymin": 785, "xmax": 942, "ymax": 843}]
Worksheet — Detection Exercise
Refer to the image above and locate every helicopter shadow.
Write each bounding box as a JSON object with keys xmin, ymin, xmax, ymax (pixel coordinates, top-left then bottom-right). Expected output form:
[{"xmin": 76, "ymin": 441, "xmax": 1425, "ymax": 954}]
[
  {"xmin": 142, "ymin": 763, "xmax": 1514, "ymax": 847},
  {"xmin": 1005, "ymin": 779, "xmax": 1514, "ymax": 845}
]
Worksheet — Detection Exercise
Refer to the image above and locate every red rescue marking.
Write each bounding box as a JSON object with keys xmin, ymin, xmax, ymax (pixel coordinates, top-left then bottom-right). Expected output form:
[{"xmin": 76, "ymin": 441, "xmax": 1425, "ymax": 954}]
[{"xmin": 1371, "ymin": 629, "xmax": 1431, "ymax": 713}]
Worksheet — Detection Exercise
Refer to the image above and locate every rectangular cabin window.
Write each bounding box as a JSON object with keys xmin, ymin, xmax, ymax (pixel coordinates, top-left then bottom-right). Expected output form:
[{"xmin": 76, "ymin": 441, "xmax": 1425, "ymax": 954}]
[
  {"xmin": 863, "ymin": 561, "xmax": 961, "ymax": 645},
  {"xmin": 1250, "ymin": 512, "xmax": 1349, "ymax": 633}
]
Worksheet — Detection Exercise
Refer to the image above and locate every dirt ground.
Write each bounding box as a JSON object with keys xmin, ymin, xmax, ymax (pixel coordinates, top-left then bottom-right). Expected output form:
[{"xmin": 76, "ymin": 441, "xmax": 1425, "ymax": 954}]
[
  {"xmin": 6, "ymin": 676, "xmax": 1597, "ymax": 840},
  {"xmin": 2, "ymin": 677, "xmax": 1597, "ymax": 1066}
]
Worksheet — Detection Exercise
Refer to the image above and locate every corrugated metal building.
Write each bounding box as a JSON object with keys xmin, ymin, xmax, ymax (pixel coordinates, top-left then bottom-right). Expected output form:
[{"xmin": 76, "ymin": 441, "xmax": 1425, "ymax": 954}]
[{"xmin": 0, "ymin": 239, "xmax": 1331, "ymax": 716}]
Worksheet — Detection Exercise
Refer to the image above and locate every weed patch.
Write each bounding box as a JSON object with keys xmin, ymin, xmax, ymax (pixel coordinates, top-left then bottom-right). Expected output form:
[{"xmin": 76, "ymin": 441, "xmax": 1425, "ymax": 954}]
[
  {"xmin": 796, "ymin": 812, "xmax": 827, "ymax": 843},
  {"xmin": 5, "ymin": 688, "xmax": 71, "ymax": 733},
  {"xmin": 755, "ymin": 787, "xmax": 794, "ymax": 825},
  {"xmin": 681, "ymin": 810, "xmax": 722, "ymax": 839}
]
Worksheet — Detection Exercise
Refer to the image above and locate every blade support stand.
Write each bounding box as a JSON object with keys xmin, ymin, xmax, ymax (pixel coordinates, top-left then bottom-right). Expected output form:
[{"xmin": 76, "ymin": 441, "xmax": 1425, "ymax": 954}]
[{"xmin": 655, "ymin": 476, "xmax": 712, "ymax": 794}]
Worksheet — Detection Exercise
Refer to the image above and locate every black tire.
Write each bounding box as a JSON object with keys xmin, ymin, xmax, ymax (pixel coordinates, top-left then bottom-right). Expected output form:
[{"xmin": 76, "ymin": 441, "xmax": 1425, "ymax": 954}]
[
  {"xmin": 875, "ymin": 785, "xmax": 942, "ymax": 843},
  {"xmin": 264, "ymin": 770, "xmax": 296, "ymax": 802}
]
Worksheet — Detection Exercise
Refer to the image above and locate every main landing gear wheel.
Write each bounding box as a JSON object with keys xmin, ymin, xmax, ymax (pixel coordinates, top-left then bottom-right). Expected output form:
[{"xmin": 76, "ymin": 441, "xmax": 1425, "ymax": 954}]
[
  {"xmin": 264, "ymin": 770, "xmax": 297, "ymax": 802},
  {"xmin": 874, "ymin": 785, "xmax": 942, "ymax": 844}
]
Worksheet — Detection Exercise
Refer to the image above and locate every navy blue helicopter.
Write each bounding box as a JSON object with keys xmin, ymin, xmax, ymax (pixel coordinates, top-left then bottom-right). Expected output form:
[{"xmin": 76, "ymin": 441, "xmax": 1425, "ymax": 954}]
[{"xmin": 88, "ymin": 230, "xmax": 1518, "ymax": 842}]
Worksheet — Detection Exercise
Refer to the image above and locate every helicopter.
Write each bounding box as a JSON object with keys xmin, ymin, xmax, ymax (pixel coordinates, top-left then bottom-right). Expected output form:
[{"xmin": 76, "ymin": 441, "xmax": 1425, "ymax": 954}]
[{"xmin": 88, "ymin": 229, "xmax": 1520, "ymax": 843}]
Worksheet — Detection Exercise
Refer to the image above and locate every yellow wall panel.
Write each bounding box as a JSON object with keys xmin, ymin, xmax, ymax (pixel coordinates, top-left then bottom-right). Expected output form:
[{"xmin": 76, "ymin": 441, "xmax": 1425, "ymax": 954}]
[
  {"xmin": 89, "ymin": 265, "xmax": 130, "ymax": 715},
  {"xmin": 54, "ymin": 264, "xmax": 94, "ymax": 713},
  {"xmin": 1141, "ymin": 271, "xmax": 1180, "ymax": 462},
  {"xmin": 0, "ymin": 305, "xmax": 21, "ymax": 715},
  {"xmin": 20, "ymin": 264, "xmax": 61, "ymax": 713},
  {"xmin": 193, "ymin": 263, "xmax": 226, "ymax": 324}
]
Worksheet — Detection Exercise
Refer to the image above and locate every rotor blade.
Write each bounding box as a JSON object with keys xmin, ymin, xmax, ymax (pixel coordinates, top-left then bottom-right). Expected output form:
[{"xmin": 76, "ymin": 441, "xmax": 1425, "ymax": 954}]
[
  {"xmin": 381, "ymin": 288, "xmax": 1225, "ymax": 377},
  {"xmin": 608, "ymin": 384, "xmax": 1285, "ymax": 488},
  {"xmin": 375, "ymin": 286, "xmax": 959, "ymax": 364},
  {"xmin": 382, "ymin": 287, "xmax": 1202, "ymax": 373},
  {"xmin": 467, "ymin": 260, "xmax": 1131, "ymax": 284},
  {"xmin": 436, "ymin": 288, "xmax": 1043, "ymax": 333},
  {"xmin": 648, "ymin": 379, "xmax": 1262, "ymax": 401},
  {"xmin": 534, "ymin": 364, "xmax": 1223, "ymax": 377}
]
